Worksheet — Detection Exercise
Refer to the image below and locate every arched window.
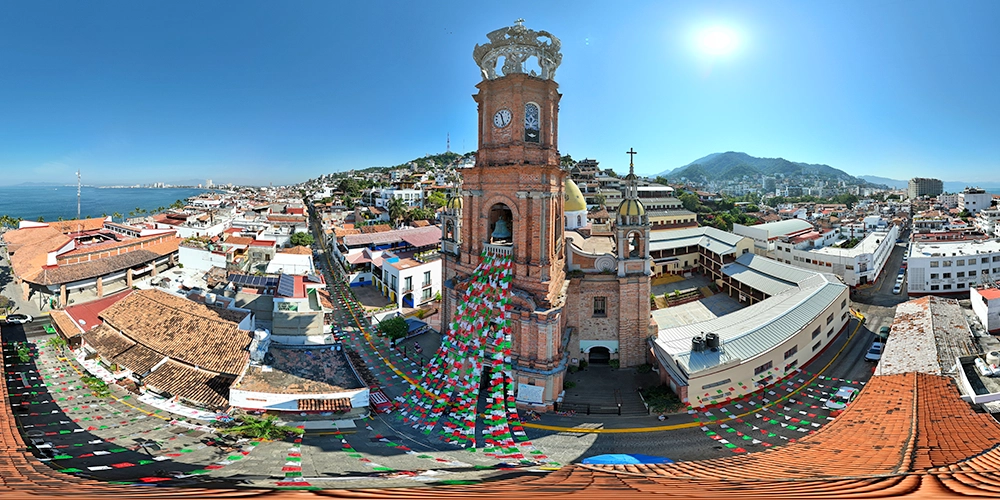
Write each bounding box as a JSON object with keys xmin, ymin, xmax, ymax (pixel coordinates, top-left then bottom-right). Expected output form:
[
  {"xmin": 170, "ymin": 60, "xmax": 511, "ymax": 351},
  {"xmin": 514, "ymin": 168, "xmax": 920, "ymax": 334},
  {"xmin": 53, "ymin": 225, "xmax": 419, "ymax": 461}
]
[
  {"xmin": 524, "ymin": 103, "xmax": 540, "ymax": 143},
  {"xmin": 445, "ymin": 220, "xmax": 455, "ymax": 241},
  {"xmin": 577, "ymin": 215, "xmax": 582, "ymax": 226}
]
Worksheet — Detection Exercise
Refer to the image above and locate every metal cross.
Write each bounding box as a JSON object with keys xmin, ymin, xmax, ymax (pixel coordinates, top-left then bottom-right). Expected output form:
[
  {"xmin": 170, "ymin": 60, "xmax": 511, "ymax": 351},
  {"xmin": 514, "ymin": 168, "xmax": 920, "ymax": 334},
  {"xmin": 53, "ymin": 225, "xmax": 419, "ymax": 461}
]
[{"xmin": 626, "ymin": 148, "xmax": 638, "ymax": 171}]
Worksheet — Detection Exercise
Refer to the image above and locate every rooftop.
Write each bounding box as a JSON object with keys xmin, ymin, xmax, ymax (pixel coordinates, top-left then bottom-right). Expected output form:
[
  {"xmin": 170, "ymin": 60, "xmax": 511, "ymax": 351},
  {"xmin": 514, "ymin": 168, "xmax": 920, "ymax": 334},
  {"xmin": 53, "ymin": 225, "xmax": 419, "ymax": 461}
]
[
  {"xmin": 910, "ymin": 237, "xmax": 1000, "ymax": 259},
  {"xmin": 233, "ymin": 346, "xmax": 364, "ymax": 394},
  {"xmin": 97, "ymin": 289, "xmax": 252, "ymax": 374},
  {"xmin": 649, "ymin": 226, "xmax": 748, "ymax": 256}
]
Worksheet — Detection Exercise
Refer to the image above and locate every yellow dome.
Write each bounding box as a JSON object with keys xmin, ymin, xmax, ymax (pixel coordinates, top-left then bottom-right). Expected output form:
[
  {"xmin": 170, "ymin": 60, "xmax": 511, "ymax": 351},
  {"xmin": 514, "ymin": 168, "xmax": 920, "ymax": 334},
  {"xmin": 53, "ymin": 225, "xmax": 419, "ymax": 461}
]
[
  {"xmin": 617, "ymin": 198, "xmax": 646, "ymax": 217},
  {"xmin": 564, "ymin": 178, "xmax": 587, "ymax": 212},
  {"xmin": 446, "ymin": 196, "xmax": 463, "ymax": 210}
]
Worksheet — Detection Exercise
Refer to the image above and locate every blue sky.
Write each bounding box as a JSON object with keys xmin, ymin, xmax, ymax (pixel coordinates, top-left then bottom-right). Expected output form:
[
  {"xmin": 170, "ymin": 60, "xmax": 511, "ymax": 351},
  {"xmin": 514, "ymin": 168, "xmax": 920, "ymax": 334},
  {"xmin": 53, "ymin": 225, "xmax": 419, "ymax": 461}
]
[{"xmin": 2, "ymin": 1, "xmax": 999, "ymax": 186}]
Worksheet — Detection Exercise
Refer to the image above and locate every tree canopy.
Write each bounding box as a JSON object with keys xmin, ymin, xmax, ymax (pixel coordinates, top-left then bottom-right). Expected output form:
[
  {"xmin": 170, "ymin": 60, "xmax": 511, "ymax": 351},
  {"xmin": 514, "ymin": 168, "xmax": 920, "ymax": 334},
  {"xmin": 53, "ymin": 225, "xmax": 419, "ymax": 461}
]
[
  {"xmin": 377, "ymin": 315, "xmax": 409, "ymax": 341},
  {"xmin": 289, "ymin": 231, "xmax": 314, "ymax": 247}
]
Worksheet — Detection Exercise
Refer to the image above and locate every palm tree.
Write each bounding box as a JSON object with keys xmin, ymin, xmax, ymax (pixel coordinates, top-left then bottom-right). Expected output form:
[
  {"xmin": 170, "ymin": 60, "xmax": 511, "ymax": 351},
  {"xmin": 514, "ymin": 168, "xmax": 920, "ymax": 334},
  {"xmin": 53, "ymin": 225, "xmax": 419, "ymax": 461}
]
[
  {"xmin": 387, "ymin": 197, "xmax": 407, "ymax": 228},
  {"xmin": 221, "ymin": 414, "xmax": 303, "ymax": 440},
  {"xmin": 112, "ymin": 211, "xmax": 122, "ymax": 222}
]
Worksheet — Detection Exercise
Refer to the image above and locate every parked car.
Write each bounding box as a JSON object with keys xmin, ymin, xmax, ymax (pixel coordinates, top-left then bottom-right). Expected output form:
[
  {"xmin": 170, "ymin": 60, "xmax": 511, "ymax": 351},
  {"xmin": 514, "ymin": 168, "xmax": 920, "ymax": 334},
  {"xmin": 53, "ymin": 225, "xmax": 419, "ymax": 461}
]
[
  {"xmin": 892, "ymin": 284, "xmax": 902, "ymax": 294},
  {"xmin": 865, "ymin": 342, "xmax": 885, "ymax": 361},
  {"xmin": 878, "ymin": 326, "xmax": 891, "ymax": 340},
  {"xmin": 4, "ymin": 314, "xmax": 33, "ymax": 324},
  {"xmin": 824, "ymin": 386, "xmax": 860, "ymax": 410},
  {"xmin": 369, "ymin": 387, "xmax": 393, "ymax": 414}
]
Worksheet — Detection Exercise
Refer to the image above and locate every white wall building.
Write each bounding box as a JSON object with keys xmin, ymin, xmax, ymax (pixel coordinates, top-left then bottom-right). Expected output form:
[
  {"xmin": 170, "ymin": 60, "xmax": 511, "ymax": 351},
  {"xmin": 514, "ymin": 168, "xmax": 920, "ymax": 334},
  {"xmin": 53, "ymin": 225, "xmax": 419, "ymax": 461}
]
[
  {"xmin": 376, "ymin": 188, "xmax": 422, "ymax": 208},
  {"xmin": 733, "ymin": 219, "xmax": 814, "ymax": 255},
  {"xmin": 906, "ymin": 238, "xmax": 1000, "ymax": 296},
  {"xmin": 373, "ymin": 251, "xmax": 443, "ymax": 310},
  {"xmin": 652, "ymin": 254, "xmax": 850, "ymax": 406},
  {"xmin": 971, "ymin": 287, "xmax": 1000, "ymax": 334},
  {"xmin": 774, "ymin": 226, "xmax": 899, "ymax": 287},
  {"xmin": 960, "ymin": 188, "xmax": 992, "ymax": 215},
  {"xmin": 975, "ymin": 209, "xmax": 1000, "ymax": 237}
]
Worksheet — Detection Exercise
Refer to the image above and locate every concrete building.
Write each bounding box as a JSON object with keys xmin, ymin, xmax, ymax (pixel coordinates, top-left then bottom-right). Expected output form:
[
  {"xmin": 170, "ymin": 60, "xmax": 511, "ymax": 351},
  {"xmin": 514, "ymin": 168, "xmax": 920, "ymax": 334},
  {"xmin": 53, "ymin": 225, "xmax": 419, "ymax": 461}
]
[
  {"xmin": 651, "ymin": 254, "xmax": 850, "ymax": 405},
  {"xmin": 960, "ymin": 187, "xmax": 992, "ymax": 215},
  {"xmin": 906, "ymin": 237, "xmax": 1000, "ymax": 296},
  {"xmin": 971, "ymin": 287, "xmax": 1000, "ymax": 334},
  {"xmin": 774, "ymin": 226, "xmax": 899, "ymax": 287},
  {"xmin": 908, "ymin": 177, "xmax": 943, "ymax": 199},
  {"xmin": 975, "ymin": 208, "xmax": 1000, "ymax": 237},
  {"xmin": 733, "ymin": 219, "xmax": 815, "ymax": 255}
]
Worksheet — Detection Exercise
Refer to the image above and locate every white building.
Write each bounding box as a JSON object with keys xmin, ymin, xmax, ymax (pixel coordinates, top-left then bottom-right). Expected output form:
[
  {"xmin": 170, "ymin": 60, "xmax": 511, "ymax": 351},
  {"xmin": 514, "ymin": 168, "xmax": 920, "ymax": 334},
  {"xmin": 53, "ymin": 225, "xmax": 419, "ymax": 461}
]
[
  {"xmin": 959, "ymin": 187, "xmax": 992, "ymax": 215},
  {"xmin": 774, "ymin": 226, "xmax": 899, "ymax": 287},
  {"xmin": 971, "ymin": 287, "xmax": 1000, "ymax": 334},
  {"xmin": 975, "ymin": 209, "xmax": 1000, "ymax": 237},
  {"xmin": 938, "ymin": 193, "xmax": 959, "ymax": 209},
  {"xmin": 906, "ymin": 238, "xmax": 1000, "ymax": 296},
  {"xmin": 373, "ymin": 250, "xmax": 443, "ymax": 310},
  {"xmin": 733, "ymin": 219, "xmax": 814, "ymax": 255},
  {"xmin": 376, "ymin": 188, "xmax": 422, "ymax": 208},
  {"xmin": 651, "ymin": 254, "xmax": 850, "ymax": 406}
]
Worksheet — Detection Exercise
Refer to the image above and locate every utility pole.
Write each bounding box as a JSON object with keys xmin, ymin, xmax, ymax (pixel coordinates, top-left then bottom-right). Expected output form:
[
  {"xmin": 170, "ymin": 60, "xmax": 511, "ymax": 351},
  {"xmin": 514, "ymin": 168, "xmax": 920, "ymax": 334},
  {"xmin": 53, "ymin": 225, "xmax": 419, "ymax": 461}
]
[{"xmin": 77, "ymin": 169, "xmax": 82, "ymax": 232}]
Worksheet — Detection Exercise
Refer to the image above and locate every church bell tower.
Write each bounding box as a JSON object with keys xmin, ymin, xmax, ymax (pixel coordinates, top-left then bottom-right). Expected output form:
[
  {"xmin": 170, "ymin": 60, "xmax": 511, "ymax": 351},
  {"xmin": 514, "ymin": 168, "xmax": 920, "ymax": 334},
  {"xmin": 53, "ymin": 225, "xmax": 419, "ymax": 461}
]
[{"xmin": 441, "ymin": 20, "xmax": 569, "ymax": 408}]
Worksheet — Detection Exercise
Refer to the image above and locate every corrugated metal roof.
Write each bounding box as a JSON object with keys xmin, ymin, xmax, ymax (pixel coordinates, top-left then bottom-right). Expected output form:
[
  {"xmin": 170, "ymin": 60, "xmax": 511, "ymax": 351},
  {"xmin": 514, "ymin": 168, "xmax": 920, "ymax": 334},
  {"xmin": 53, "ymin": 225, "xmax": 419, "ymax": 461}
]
[
  {"xmin": 648, "ymin": 227, "xmax": 748, "ymax": 255},
  {"xmin": 723, "ymin": 265, "xmax": 795, "ymax": 296},
  {"xmin": 757, "ymin": 219, "xmax": 814, "ymax": 238},
  {"xmin": 657, "ymin": 280, "xmax": 845, "ymax": 375}
]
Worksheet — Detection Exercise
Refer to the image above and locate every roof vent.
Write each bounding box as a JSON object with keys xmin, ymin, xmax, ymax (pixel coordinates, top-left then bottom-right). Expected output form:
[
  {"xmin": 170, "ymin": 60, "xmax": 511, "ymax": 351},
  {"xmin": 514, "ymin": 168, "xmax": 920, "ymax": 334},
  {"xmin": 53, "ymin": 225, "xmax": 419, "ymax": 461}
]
[
  {"xmin": 691, "ymin": 336, "xmax": 706, "ymax": 352},
  {"xmin": 988, "ymin": 351, "xmax": 1000, "ymax": 366},
  {"xmin": 705, "ymin": 332, "xmax": 720, "ymax": 350}
]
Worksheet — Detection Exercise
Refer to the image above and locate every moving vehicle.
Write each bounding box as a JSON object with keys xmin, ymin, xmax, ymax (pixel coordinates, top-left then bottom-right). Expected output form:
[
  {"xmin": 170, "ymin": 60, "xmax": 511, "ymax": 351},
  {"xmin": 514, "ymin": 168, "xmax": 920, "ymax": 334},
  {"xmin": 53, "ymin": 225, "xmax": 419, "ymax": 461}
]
[
  {"xmin": 4, "ymin": 314, "xmax": 33, "ymax": 324},
  {"xmin": 865, "ymin": 342, "xmax": 885, "ymax": 361},
  {"xmin": 824, "ymin": 386, "xmax": 860, "ymax": 410},
  {"xmin": 369, "ymin": 387, "xmax": 393, "ymax": 414}
]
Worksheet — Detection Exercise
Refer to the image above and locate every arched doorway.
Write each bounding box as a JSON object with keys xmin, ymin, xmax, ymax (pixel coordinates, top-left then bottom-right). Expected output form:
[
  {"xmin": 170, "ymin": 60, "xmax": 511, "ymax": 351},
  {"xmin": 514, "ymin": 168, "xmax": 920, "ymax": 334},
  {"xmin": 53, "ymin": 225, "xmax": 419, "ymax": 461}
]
[{"xmin": 589, "ymin": 346, "xmax": 611, "ymax": 365}]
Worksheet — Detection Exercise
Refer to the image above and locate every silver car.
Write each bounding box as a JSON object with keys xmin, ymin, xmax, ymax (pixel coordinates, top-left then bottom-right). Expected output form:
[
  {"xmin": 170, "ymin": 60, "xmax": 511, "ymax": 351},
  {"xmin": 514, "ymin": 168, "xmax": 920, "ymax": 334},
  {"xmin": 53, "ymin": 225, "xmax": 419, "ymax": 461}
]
[
  {"xmin": 865, "ymin": 342, "xmax": 884, "ymax": 361},
  {"xmin": 824, "ymin": 386, "xmax": 859, "ymax": 410}
]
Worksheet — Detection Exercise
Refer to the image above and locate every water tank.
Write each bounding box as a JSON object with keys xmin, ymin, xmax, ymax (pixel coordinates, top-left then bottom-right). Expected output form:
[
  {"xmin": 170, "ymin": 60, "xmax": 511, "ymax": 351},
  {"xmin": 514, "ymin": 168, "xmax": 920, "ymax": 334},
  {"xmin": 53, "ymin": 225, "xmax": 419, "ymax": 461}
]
[
  {"xmin": 205, "ymin": 293, "xmax": 217, "ymax": 305},
  {"xmin": 691, "ymin": 336, "xmax": 706, "ymax": 352},
  {"xmin": 987, "ymin": 351, "xmax": 1000, "ymax": 366},
  {"xmin": 705, "ymin": 333, "xmax": 720, "ymax": 349}
]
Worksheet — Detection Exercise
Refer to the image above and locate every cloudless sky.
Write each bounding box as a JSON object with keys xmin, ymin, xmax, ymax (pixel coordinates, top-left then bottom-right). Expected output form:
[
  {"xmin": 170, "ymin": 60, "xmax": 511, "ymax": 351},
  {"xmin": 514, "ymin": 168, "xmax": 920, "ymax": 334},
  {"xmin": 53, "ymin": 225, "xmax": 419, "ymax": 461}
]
[{"xmin": 2, "ymin": 1, "xmax": 999, "ymax": 186}]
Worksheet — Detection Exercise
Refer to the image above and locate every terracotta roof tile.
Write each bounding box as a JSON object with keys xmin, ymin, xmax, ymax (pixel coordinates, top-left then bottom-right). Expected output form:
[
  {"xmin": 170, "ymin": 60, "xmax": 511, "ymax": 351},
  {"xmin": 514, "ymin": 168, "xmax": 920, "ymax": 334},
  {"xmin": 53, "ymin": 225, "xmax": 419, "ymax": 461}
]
[
  {"xmin": 46, "ymin": 217, "xmax": 108, "ymax": 234},
  {"xmin": 99, "ymin": 289, "xmax": 251, "ymax": 374},
  {"xmin": 297, "ymin": 398, "xmax": 352, "ymax": 411},
  {"xmin": 141, "ymin": 360, "xmax": 234, "ymax": 409}
]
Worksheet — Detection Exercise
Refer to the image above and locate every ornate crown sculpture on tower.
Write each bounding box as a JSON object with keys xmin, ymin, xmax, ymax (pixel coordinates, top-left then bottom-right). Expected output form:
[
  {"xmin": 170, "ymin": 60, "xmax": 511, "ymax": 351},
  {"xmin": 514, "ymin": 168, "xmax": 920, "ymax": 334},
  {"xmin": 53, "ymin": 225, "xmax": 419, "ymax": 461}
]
[{"xmin": 473, "ymin": 19, "xmax": 563, "ymax": 81}]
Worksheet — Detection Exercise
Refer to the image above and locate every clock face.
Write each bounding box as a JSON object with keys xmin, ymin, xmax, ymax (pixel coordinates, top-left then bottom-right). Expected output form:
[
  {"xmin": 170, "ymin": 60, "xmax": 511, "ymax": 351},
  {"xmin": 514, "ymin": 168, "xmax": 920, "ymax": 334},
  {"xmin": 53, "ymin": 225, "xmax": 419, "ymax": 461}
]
[{"xmin": 493, "ymin": 108, "xmax": 512, "ymax": 128}]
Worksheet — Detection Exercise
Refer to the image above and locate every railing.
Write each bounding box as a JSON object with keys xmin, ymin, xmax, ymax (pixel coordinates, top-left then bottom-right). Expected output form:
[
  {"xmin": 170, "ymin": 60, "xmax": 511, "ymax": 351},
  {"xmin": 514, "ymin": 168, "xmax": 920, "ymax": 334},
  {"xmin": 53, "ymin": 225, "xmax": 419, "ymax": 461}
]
[
  {"xmin": 414, "ymin": 250, "xmax": 441, "ymax": 263},
  {"xmin": 484, "ymin": 243, "xmax": 514, "ymax": 257}
]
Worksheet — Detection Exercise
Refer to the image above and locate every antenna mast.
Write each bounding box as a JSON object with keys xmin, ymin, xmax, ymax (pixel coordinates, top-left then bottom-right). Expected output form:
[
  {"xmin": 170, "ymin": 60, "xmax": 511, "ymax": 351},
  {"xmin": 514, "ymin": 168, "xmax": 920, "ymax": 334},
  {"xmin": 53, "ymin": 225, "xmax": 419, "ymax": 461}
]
[{"xmin": 77, "ymin": 169, "xmax": 82, "ymax": 225}]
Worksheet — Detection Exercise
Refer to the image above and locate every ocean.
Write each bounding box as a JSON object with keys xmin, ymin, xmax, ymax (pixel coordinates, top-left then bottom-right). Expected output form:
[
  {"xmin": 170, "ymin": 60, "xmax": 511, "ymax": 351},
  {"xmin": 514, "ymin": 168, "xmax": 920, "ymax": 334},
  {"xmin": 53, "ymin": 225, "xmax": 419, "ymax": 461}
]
[{"xmin": 0, "ymin": 186, "xmax": 208, "ymax": 223}]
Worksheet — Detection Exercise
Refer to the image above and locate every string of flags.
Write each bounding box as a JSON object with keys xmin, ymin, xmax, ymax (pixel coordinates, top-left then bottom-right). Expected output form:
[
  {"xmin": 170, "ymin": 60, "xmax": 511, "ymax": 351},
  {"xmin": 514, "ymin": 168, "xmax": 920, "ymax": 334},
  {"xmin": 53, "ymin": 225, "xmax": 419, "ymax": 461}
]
[{"xmin": 391, "ymin": 252, "xmax": 546, "ymax": 462}]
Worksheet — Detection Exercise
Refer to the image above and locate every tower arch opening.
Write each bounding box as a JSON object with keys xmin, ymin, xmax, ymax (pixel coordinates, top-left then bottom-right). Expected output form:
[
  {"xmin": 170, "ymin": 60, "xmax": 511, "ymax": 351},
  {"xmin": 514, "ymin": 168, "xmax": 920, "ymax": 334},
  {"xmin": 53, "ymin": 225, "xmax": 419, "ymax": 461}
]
[{"xmin": 489, "ymin": 203, "xmax": 514, "ymax": 245}]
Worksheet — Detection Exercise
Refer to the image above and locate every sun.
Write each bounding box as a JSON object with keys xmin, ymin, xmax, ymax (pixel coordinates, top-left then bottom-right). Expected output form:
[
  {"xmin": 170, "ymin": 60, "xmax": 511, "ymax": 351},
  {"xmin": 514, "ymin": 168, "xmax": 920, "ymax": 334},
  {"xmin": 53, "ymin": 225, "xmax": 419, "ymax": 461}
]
[{"xmin": 696, "ymin": 26, "xmax": 739, "ymax": 56}]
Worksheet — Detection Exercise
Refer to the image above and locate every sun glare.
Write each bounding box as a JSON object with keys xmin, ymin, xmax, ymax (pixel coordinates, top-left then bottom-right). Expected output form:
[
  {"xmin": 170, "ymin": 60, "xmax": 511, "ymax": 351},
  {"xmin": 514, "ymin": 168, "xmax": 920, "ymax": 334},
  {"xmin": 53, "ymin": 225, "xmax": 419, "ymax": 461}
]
[{"xmin": 697, "ymin": 26, "xmax": 739, "ymax": 56}]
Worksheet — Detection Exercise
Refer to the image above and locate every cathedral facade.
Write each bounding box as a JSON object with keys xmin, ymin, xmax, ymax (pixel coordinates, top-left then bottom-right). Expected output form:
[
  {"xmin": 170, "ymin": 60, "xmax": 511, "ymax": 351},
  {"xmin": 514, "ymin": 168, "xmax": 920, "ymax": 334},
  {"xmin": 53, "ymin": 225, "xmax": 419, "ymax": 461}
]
[{"xmin": 440, "ymin": 21, "xmax": 656, "ymax": 409}]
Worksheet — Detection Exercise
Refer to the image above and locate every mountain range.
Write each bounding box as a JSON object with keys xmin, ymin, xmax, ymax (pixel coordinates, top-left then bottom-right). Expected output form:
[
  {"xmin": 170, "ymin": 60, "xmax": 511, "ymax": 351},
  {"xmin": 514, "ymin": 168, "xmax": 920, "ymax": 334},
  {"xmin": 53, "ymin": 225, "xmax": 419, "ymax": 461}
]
[{"xmin": 657, "ymin": 152, "xmax": 863, "ymax": 184}]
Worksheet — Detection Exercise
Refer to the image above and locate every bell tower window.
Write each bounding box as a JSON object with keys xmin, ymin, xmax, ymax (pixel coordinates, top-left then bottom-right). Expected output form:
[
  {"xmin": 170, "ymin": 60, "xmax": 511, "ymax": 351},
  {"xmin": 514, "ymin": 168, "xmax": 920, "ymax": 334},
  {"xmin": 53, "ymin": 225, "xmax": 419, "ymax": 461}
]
[
  {"xmin": 524, "ymin": 102, "xmax": 540, "ymax": 143},
  {"xmin": 489, "ymin": 203, "xmax": 514, "ymax": 245}
]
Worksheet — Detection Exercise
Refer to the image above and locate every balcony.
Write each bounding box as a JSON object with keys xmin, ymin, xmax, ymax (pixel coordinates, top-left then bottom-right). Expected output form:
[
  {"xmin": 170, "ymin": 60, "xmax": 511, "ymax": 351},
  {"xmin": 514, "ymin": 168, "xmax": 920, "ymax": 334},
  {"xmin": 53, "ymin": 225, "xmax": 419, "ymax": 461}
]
[{"xmin": 484, "ymin": 243, "xmax": 514, "ymax": 257}]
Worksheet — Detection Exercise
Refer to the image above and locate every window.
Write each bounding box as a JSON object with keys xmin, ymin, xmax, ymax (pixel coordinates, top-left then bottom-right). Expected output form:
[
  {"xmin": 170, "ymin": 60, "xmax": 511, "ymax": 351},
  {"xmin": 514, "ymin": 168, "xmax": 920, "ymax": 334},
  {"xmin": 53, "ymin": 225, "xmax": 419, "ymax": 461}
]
[
  {"xmin": 423, "ymin": 270, "xmax": 431, "ymax": 287},
  {"xmin": 841, "ymin": 299, "xmax": 847, "ymax": 309},
  {"xmin": 943, "ymin": 273, "xmax": 951, "ymax": 279},
  {"xmin": 754, "ymin": 361, "xmax": 773, "ymax": 376},
  {"xmin": 391, "ymin": 275, "xmax": 397, "ymax": 290},
  {"xmin": 524, "ymin": 103, "xmax": 540, "ymax": 143},
  {"xmin": 970, "ymin": 270, "xmax": 977, "ymax": 276},
  {"xmin": 813, "ymin": 341, "xmax": 821, "ymax": 352},
  {"xmin": 957, "ymin": 283, "xmax": 965, "ymax": 289},
  {"xmin": 828, "ymin": 328, "xmax": 836, "ymax": 337},
  {"xmin": 784, "ymin": 346, "xmax": 798, "ymax": 359},
  {"xmin": 994, "ymin": 256, "xmax": 1000, "ymax": 262},
  {"xmin": 957, "ymin": 259, "xmax": 965, "ymax": 266},
  {"xmin": 785, "ymin": 360, "xmax": 798, "ymax": 372},
  {"xmin": 944, "ymin": 284, "xmax": 952, "ymax": 290},
  {"xmin": 422, "ymin": 288, "xmax": 432, "ymax": 300},
  {"xmin": 943, "ymin": 260, "xmax": 952, "ymax": 267},
  {"xmin": 930, "ymin": 261, "xmax": 939, "ymax": 267},
  {"xmin": 404, "ymin": 276, "xmax": 412, "ymax": 291},
  {"xmin": 593, "ymin": 297, "xmax": 607, "ymax": 317},
  {"xmin": 958, "ymin": 272, "xmax": 965, "ymax": 278},
  {"xmin": 931, "ymin": 285, "xmax": 940, "ymax": 291},
  {"xmin": 827, "ymin": 314, "xmax": 834, "ymax": 325},
  {"xmin": 930, "ymin": 273, "xmax": 939, "ymax": 279},
  {"xmin": 842, "ymin": 312, "xmax": 848, "ymax": 321},
  {"xmin": 983, "ymin": 258, "xmax": 989, "ymax": 264},
  {"xmin": 812, "ymin": 327, "xmax": 821, "ymax": 339}
]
